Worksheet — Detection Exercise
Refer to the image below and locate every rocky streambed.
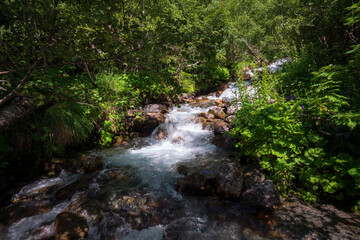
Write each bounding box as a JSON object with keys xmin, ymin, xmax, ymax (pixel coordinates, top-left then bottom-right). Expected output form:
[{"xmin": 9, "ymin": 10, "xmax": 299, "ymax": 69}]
[{"xmin": 1, "ymin": 60, "xmax": 359, "ymax": 239}]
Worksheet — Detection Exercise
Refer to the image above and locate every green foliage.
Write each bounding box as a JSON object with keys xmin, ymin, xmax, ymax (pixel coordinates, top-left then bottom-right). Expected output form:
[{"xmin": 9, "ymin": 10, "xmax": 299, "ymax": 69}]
[
  {"xmin": 231, "ymin": 62, "xmax": 360, "ymax": 208},
  {"xmin": 179, "ymin": 71, "xmax": 195, "ymax": 94},
  {"xmin": 210, "ymin": 65, "xmax": 230, "ymax": 83},
  {"xmin": 43, "ymin": 102, "xmax": 93, "ymax": 149}
]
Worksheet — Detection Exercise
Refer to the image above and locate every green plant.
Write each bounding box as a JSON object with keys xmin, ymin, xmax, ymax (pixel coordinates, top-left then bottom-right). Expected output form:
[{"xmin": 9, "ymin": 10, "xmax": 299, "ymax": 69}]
[
  {"xmin": 231, "ymin": 63, "xmax": 360, "ymax": 207},
  {"xmin": 43, "ymin": 102, "xmax": 94, "ymax": 149}
]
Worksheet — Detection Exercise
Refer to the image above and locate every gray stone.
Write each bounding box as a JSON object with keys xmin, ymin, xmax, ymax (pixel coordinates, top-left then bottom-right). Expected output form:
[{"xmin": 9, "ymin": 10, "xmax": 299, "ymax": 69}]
[
  {"xmin": 176, "ymin": 173, "xmax": 214, "ymax": 195},
  {"xmin": 216, "ymin": 162, "xmax": 243, "ymax": 200},
  {"xmin": 241, "ymin": 180, "xmax": 281, "ymax": 209},
  {"xmin": 143, "ymin": 104, "xmax": 166, "ymax": 113}
]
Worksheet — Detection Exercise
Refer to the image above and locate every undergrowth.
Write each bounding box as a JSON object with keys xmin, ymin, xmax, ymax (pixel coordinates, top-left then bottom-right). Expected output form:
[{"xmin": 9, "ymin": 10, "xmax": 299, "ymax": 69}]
[{"xmin": 231, "ymin": 60, "xmax": 360, "ymax": 211}]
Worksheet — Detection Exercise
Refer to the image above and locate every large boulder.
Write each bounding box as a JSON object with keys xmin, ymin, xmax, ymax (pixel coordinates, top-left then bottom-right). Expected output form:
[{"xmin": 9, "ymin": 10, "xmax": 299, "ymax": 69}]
[
  {"xmin": 242, "ymin": 166, "xmax": 266, "ymax": 189},
  {"xmin": 240, "ymin": 165, "xmax": 281, "ymax": 209},
  {"xmin": 209, "ymin": 107, "xmax": 226, "ymax": 120},
  {"xmin": 176, "ymin": 173, "xmax": 214, "ymax": 195},
  {"xmin": 198, "ymin": 112, "xmax": 215, "ymax": 120},
  {"xmin": 211, "ymin": 134, "xmax": 234, "ymax": 150},
  {"xmin": 241, "ymin": 180, "xmax": 281, "ymax": 209},
  {"xmin": 55, "ymin": 212, "xmax": 89, "ymax": 240},
  {"xmin": 143, "ymin": 104, "xmax": 167, "ymax": 114},
  {"xmin": 132, "ymin": 113, "xmax": 166, "ymax": 137},
  {"xmin": 215, "ymin": 162, "xmax": 243, "ymax": 200},
  {"xmin": 214, "ymin": 99, "xmax": 223, "ymax": 107},
  {"xmin": 213, "ymin": 120, "xmax": 230, "ymax": 135}
]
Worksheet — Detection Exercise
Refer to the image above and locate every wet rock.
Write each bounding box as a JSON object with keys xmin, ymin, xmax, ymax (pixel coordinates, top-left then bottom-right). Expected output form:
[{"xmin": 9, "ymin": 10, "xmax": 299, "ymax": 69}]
[
  {"xmin": 107, "ymin": 193, "xmax": 182, "ymax": 230},
  {"xmin": 55, "ymin": 212, "xmax": 88, "ymax": 240},
  {"xmin": 152, "ymin": 125, "xmax": 168, "ymax": 140},
  {"xmin": 225, "ymin": 115, "xmax": 235, "ymax": 124},
  {"xmin": 216, "ymin": 162, "xmax": 243, "ymax": 200},
  {"xmin": 176, "ymin": 173, "xmax": 214, "ymax": 195},
  {"xmin": 146, "ymin": 112, "xmax": 166, "ymax": 122},
  {"xmin": 198, "ymin": 112, "xmax": 214, "ymax": 120},
  {"xmin": 56, "ymin": 174, "xmax": 95, "ymax": 200},
  {"xmin": 271, "ymin": 196, "xmax": 360, "ymax": 239},
  {"xmin": 191, "ymin": 100, "xmax": 214, "ymax": 108},
  {"xmin": 242, "ymin": 165, "xmax": 266, "ymax": 189},
  {"xmin": 209, "ymin": 107, "xmax": 226, "ymax": 120},
  {"xmin": 195, "ymin": 117, "xmax": 207, "ymax": 126},
  {"xmin": 213, "ymin": 120, "xmax": 230, "ymax": 135},
  {"xmin": 197, "ymin": 117, "xmax": 213, "ymax": 130},
  {"xmin": 214, "ymin": 99, "xmax": 223, "ymax": 107},
  {"xmin": 175, "ymin": 164, "xmax": 189, "ymax": 176},
  {"xmin": 98, "ymin": 168, "xmax": 126, "ymax": 183},
  {"xmin": 81, "ymin": 156, "xmax": 103, "ymax": 173},
  {"xmin": 241, "ymin": 180, "xmax": 281, "ymax": 209},
  {"xmin": 226, "ymin": 105, "xmax": 236, "ymax": 115},
  {"xmin": 132, "ymin": 113, "xmax": 166, "ymax": 137},
  {"xmin": 199, "ymin": 97, "xmax": 211, "ymax": 103},
  {"xmin": 172, "ymin": 136, "xmax": 184, "ymax": 144},
  {"xmin": 144, "ymin": 104, "xmax": 167, "ymax": 114},
  {"xmin": 177, "ymin": 93, "xmax": 191, "ymax": 103},
  {"xmin": 216, "ymin": 91, "xmax": 222, "ymax": 97},
  {"xmin": 211, "ymin": 134, "xmax": 233, "ymax": 150},
  {"xmin": 202, "ymin": 121, "xmax": 214, "ymax": 130}
]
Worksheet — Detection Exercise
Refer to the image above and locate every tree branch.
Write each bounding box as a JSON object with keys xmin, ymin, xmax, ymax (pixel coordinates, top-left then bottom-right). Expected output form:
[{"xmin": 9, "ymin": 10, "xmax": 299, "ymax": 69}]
[
  {"xmin": 0, "ymin": 58, "xmax": 42, "ymax": 107},
  {"xmin": 83, "ymin": 63, "xmax": 99, "ymax": 88},
  {"xmin": 172, "ymin": 59, "xmax": 201, "ymax": 76},
  {"xmin": 241, "ymin": 37, "xmax": 260, "ymax": 62}
]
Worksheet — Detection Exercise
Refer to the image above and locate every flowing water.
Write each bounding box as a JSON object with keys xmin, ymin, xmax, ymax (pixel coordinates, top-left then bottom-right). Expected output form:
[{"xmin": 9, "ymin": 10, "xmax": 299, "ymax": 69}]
[{"xmin": 0, "ymin": 60, "xmax": 291, "ymax": 240}]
